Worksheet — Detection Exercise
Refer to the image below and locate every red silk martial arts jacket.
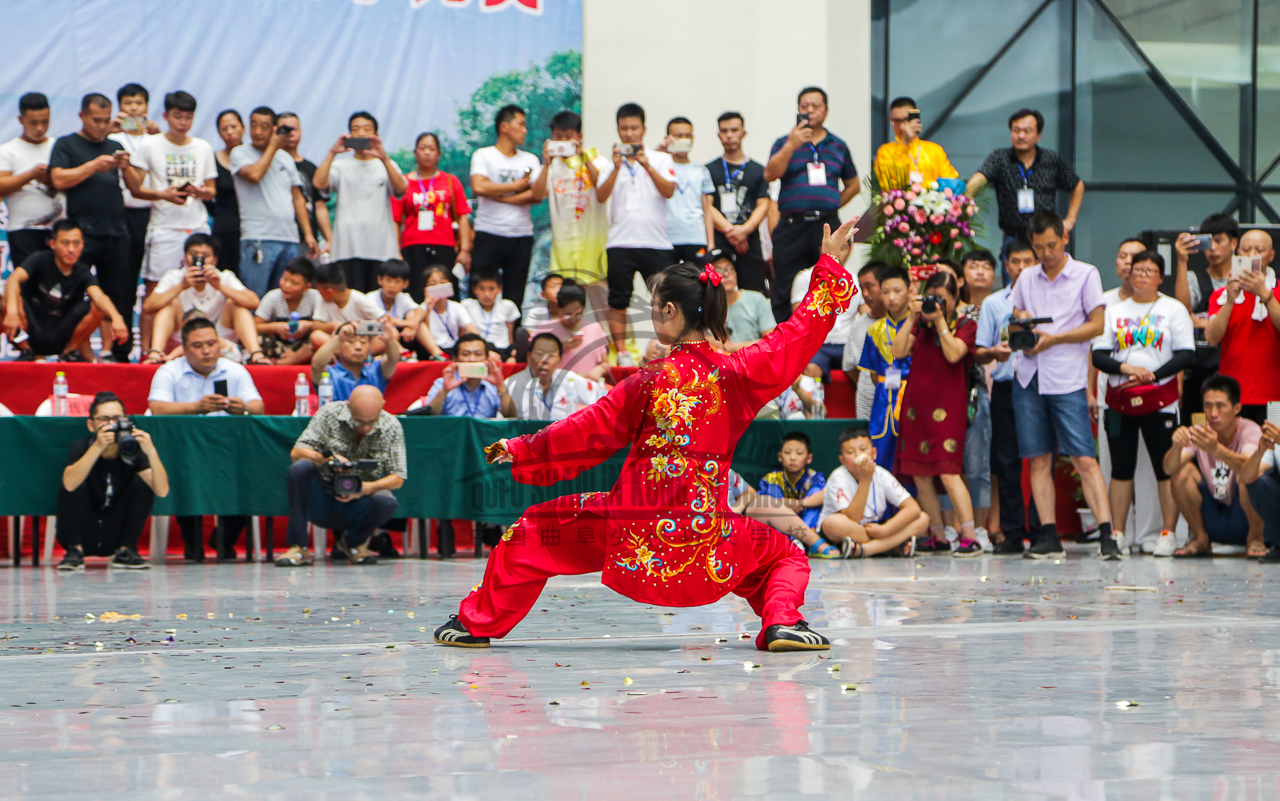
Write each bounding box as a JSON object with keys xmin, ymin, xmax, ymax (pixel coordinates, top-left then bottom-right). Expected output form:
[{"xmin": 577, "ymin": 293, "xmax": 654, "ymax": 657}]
[{"xmin": 506, "ymin": 255, "xmax": 856, "ymax": 607}]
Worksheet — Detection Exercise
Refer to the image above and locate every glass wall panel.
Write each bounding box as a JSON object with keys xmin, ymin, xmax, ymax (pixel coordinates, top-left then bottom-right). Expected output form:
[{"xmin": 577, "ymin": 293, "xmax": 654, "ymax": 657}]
[
  {"xmin": 1256, "ymin": 0, "xmax": 1280, "ymax": 179},
  {"xmin": 1076, "ymin": 0, "xmax": 1237, "ymax": 184},
  {"xmin": 1073, "ymin": 191, "xmax": 1237, "ymax": 283},
  {"xmin": 1106, "ymin": 0, "xmax": 1251, "ymax": 165},
  {"xmin": 884, "ymin": 0, "xmax": 1047, "ymax": 144}
]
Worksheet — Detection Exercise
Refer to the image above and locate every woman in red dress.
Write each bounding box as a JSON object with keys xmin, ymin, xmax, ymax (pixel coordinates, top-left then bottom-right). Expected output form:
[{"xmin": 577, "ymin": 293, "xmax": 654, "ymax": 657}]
[
  {"xmin": 434, "ymin": 222, "xmax": 859, "ymax": 652},
  {"xmin": 890, "ymin": 270, "xmax": 981, "ymax": 556}
]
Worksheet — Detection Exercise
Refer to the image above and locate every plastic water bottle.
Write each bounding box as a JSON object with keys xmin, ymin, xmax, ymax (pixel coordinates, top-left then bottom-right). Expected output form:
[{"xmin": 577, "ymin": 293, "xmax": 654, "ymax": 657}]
[
  {"xmin": 811, "ymin": 380, "xmax": 826, "ymax": 420},
  {"xmin": 288, "ymin": 311, "xmax": 300, "ymax": 337},
  {"xmin": 53, "ymin": 372, "xmax": 69, "ymax": 417},
  {"xmin": 295, "ymin": 373, "xmax": 311, "ymax": 417},
  {"xmin": 318, "ymin": 371, "xmax": 333, "ymax": 407}
]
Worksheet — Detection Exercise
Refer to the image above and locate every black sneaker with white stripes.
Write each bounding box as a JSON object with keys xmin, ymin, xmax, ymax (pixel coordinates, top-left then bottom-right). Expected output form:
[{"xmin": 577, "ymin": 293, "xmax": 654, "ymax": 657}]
[
  {"xmin": 764, "ymin": 621, "xmax": 830, "ymax": 652},
  {"xmin": 433, "ymin": 615, "xmax": 490, "ymax": 648}
]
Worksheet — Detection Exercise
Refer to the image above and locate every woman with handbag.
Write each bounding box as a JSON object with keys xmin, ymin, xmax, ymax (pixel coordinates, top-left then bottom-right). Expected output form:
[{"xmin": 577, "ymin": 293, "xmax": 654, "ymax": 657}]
[{"xmin": 1091, "ymin": 250, "xmax": 1195, "ymax": 559}]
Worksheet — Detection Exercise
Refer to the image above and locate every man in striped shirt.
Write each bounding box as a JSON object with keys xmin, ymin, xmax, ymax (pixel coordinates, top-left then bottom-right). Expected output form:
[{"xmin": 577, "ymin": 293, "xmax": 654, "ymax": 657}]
[{"xmin": 765, "ymin": 86, "xmax": 860, "ymax": 323}]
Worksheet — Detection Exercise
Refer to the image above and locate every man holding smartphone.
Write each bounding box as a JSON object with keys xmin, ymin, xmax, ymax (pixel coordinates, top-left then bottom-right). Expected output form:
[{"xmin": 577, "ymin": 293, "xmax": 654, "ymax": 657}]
[
  {"xmin": 872, "ymin": 97, "xmax": 957, "ymax": 191},
  {"xmin": 1173, "ymin": 213, "xmax": 1238, "ymax": 425},
  {"xmin": 707, "ymin": 112, "xmax": 771, "ymax": 294},
  {"xmin": 49, "ymin": 93, "xmax": 135, "ymax": 361},
  {"xmin": 310, "ymin": 319, "xmax": 401, "ymax": 402},
  {"xmin": 313, "ymin": 111, "xmax": 405, "ymax": 294},
  {"xmin": 1205, "ymin": 228, "xmax": 1280, "ymax": 426},
  {"xmin": 424, "ymin": 332, "xmax": 511, "ymax": 417},
  {"xmin": 147, "ymin": 316, "xmax": 264, "ymax": 561},
  {"xmin": 124, "ymin": 91, "xmax": 219, "ymax": 353},
  {"xmin": 765, "ymin": 86, "xmax": 860, "ymax": 324}
]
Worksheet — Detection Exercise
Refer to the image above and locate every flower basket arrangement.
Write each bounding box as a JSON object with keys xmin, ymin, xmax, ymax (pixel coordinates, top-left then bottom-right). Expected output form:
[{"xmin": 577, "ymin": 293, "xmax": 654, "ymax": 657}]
[{"xmin": 868, "ymin": 172, "xmax": 980, "ymax": 280}]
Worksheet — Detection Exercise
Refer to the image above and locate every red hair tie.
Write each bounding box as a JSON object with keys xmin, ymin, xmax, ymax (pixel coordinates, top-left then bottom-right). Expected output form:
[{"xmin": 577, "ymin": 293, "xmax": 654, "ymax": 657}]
[{"xmin": 699, "ymin": 266, "xmax": 722, "ymax": 287}]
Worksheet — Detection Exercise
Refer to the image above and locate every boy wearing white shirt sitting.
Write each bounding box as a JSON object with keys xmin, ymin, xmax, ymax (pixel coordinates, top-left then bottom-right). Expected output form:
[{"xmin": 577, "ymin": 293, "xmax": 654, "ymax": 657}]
[
  {"xmin": 462, "ymin": 273, "xmax": 521, "ymax": 361},
  {"xmin": 141, "ymin": 233, "xmax": 265, "ymax": 364},
  {"xmin": 373, "ymin": 258, "xmax": 424, "ymax": 346},
  {"xmin": 311, "ymin": 260, "xmax": 383, "ymax": 351},
  {"xmin": 504, "ymin": 332, "xmax": 602, "ymax": 421},
  {"xmin": 818, "ymin": 425, "xmax": 930, "ymax": 558}
]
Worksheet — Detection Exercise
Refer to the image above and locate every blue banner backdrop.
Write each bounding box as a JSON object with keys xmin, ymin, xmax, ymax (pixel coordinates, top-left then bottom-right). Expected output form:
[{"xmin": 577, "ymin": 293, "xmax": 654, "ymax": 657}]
[{"xmin": 0, "ymin": 0, "xmax": 582, "ymax": 338}]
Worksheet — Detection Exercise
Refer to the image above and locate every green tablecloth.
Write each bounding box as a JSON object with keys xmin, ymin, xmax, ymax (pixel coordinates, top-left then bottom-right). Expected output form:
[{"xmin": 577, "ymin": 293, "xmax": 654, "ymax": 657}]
[{"xmin": 0, "ymin": 417, "xmax": 856, "ymax": 522}]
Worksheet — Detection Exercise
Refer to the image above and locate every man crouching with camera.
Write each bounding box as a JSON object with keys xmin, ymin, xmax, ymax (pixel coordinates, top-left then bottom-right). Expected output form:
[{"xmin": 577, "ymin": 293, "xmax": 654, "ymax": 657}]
[
  {"xmin": 57, "ymin": 392, "xmax": 170, "ymax": 571},
  {"xmin": 278, "ymin": 384, "xmax": 405, "ymax": 567}
]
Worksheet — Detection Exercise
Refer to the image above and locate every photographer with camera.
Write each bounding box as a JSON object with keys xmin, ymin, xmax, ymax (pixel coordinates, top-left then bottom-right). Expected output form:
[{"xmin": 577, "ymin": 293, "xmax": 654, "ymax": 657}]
[
  {"xmin": 1009, "ymin": 211, "xmax": 1112, "ymax": 559},
  {"xmin": 423, "ymin": 332, "xmax": 510, "ymax": 417},
  {"xmin": 310, "ymin": 319, "xmax": 401, "ymax": 402},
  {"xmin": 279, "ymin": 385, "xmax": 404, "ymax": 567},
  {"xmin": 56, "ymin": 392, "xmax": 170, "ymax": 571},
  {"xmin": 890, "ymin": 270, "xmax": 982, "ymax": 557}
]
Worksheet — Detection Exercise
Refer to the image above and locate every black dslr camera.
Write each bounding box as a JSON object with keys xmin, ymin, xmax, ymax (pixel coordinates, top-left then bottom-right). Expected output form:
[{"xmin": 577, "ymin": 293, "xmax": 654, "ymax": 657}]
[
  {"xmin": 330, "ymin": 458, "xmax": 379, "ymax": 497},
  {"xmin": 920, "ymin": 295, "xmax": 940, "ymax": 315},
  {"xmin": 109, "ymin": 419, "xmax": 142, "ymax": 465},
  {"xmin": 1009, "ymin": 317, "xmax": 1054, "ymax": 351}
]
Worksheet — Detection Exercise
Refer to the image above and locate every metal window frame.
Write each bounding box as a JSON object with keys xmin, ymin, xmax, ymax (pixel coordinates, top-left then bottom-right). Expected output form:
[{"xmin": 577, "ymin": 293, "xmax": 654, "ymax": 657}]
[{"xmin": 873, "ymin": 0, "xmax": 1280, "ymax": 224}]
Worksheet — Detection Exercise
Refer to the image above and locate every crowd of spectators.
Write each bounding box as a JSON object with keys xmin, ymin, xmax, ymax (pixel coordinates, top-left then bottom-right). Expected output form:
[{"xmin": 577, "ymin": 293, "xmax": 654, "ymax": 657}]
[{"xmin": 2, "ymin": 84, "xmax": 1278, "ymax": 568}]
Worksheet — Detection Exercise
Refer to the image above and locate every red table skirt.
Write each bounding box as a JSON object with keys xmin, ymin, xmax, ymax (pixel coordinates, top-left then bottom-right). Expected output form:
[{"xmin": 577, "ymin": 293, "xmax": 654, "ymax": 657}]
[{"xmin": 0, "ymin": 362, "xmax": 860, "ymax": 417}]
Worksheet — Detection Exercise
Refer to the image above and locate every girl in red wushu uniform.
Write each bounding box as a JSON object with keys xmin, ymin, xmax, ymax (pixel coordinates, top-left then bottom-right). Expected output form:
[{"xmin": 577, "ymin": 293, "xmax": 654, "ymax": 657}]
[{"xmin": 434, "ymin": 221, "xmax": 859, "ymax": 653}]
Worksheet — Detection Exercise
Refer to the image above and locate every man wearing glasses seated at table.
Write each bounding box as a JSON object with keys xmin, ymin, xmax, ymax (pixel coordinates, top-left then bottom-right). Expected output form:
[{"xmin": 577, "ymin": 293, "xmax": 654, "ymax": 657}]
[{"xmin": 56, "ymin": 391, "xmax": 170, "ymax": 571}]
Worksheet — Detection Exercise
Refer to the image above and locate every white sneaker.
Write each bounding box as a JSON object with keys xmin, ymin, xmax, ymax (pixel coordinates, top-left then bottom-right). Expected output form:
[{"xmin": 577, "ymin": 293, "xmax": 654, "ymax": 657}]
[
  {"xmin": 974, "ymin": 526, "xmax": 993, "ymax": 553},
  {"xmin": 616, "ymin": 351, "xmax": 636, "ymax": 367},
  {"xmin": 1152, "ymin": 530, "xmax": 1177, "ymax": 557}
]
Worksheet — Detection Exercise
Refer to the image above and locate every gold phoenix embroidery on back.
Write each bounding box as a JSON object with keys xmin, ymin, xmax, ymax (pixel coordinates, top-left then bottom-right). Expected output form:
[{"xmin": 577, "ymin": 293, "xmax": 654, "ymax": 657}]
[{"xmin": 616, "ymin": 363, "xmax": 733, "ymax": 583}]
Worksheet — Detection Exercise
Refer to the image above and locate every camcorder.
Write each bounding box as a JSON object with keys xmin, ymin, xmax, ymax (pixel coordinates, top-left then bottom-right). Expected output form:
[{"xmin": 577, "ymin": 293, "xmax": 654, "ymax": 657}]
[
  {"xmin": 1008, "ymin": 317, "xmax": 1054, "ymax": 351},
  {"xmin": 109, "ymin": 419, "xmax": 143, "ymax": 465},
  {"xmin": 329, "ymin": 458, "xmax": 379, "ymax": 497}
]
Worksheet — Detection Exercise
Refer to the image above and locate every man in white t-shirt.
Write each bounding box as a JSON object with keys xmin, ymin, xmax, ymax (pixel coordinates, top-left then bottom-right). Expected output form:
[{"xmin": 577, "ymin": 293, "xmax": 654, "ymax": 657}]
[
  {"xmin": 141, "ymin": 233, "xmax": 263, "ymax": 363},
  {"xmin": 663, "ymin": 117, "xmax": 715, "ymax": 263},
  {"xmin": 595, "ymin": 103, "xmax": 677, "ymax": 366},
  {"xmin": 0, "ymin": 92, "xmax": 63, "ymax": 266},
  {"xmin": 313, "ymin": 111, "xmax": 405, "ymax": 294},
  {"xmin": 470, "ymin": 104, "xmax": 542, "ymax": 312},
  {"xmin": 231, "ymin": 106, "xmax": 318, "ymax": 299},
  {"xmin": 123, "ymin": 91, "xmax": 219, "ymax": 355}
]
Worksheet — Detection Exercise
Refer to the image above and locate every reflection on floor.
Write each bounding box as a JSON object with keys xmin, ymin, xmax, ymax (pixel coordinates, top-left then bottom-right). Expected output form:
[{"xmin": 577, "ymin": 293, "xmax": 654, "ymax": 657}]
[{"xmin": 4, "ymin": 545, "xmax": 1280, "ymax": 799}]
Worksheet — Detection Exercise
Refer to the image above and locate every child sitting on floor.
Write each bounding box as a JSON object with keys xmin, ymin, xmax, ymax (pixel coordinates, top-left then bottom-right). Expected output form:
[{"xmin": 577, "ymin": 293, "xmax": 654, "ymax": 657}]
[
  {"xmin": 818, "ymin": 424, "xmax": 930, "ymax": 558},
  {"xmin": 746, "ymin": 431, "xmax": 840, "ymax": 559}
]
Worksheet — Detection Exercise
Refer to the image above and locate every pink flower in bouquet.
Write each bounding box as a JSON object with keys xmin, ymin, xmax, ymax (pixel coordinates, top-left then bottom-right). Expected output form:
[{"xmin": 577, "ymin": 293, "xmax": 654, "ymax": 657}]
[
  {"xmin": 910, "ymin": 248, "xmax": 922, "ymax": 256},
  {"xmin": 893, "ymin": 198, "xmax": 905, "ymax": 210},
  {"xmin": 929, "ymin": 214, "xmax": 944, "ymax": 225},
  {"xmin": 949, "ymin": 228, "xmax": 959, "ymax": 238},
  {"xmin": 883, "ymin": 205, "xmax": 894, "ymax": 216},
  {"xmin": 942, "ymin": 188, "xmax": 953, "ymax": 198},
  {"xmin": 893, "ymin": 238, "xmax": 904, "ymax": 247},
  {"xmin": 911, "ymin": 183, "xmax": 923, "ymax": 193},
  {"xmin": 897, "ymin": 222, "xmax": 910, "ymax": 233},
  {"xmin": 953, "ymin": 241, "xmax": 963, "ymax": 250},
  {"xmin": 904, "ymin": 191, "xmax": 917, "ymax": 201}
]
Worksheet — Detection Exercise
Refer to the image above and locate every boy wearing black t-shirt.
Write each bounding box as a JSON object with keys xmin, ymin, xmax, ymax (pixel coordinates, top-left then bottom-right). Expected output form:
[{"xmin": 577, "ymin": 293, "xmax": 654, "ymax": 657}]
[{"xmin": 2, "ymin": 219, "xmax": 128, "ymax": 360}]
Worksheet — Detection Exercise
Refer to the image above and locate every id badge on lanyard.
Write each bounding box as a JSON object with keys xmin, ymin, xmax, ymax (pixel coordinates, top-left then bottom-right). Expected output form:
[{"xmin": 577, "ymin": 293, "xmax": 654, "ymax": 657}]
[
  {"xmin": 720, "ymin": 188, "xmax": 739, "ymax": 218},
  {"xmin": 418, "ymin": 209, "xmax": 435, "ymax": 231},
  {"xmin": 624, "ymin": 163, "xmax": 641, "ymax": 211},
  {"xmin": 885, "ymin": 366, "xmax": 902, "ymax": 390},
  {"xmin": 909, "ymin": 170, "xmax": 923, "ymax": 185},
  {"xmin": 807, "ymin": 161, "xmax": 827, "ymax": 187},
  {"xmin": 1017, "ymin": 188, "xmax": 1035, "ymax": 213},
  {"xmin": 417, "ymin": 176, "xmax": 437, "ymax": 231}
]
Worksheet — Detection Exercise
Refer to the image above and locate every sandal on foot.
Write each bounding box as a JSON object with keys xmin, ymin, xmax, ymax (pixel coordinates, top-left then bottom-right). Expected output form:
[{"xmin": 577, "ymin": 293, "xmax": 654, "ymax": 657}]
[
  {"xmin": 1174, "ymin": 541, "xmax": 1212, "ymax": 558},
  {"xmin": 142, "ymin": 350, "xmax": 166, "ymax": 365},
  {"xmin": 247, "ymin": 350, "xmax": 273, "ymax": 365},
  {"xmin": 840, "ymin": 538, "xmax": 865, "ymax": 559},
  {"xmin": 806, "ymin": 539, "xmax": 841, "ymax": 559}
]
